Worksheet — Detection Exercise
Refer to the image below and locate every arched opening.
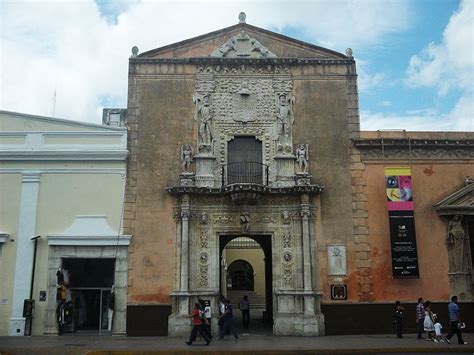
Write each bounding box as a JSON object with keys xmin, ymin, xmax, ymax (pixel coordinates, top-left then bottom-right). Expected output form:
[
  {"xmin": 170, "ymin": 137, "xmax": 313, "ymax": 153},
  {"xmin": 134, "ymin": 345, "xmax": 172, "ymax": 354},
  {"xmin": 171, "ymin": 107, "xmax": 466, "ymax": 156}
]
[
  {"xmin": 228, "ymin": 259, "xmax": 254, "ymax": 291},
  {"xmin": 219, "ymin": 235, "xmax": 273, "ymax": 334}
]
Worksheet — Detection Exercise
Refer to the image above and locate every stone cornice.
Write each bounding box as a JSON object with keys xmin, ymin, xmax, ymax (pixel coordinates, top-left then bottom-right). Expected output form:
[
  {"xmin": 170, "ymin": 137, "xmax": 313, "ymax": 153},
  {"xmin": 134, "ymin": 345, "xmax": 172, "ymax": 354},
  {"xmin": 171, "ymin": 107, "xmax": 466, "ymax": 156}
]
[
  {"xmin": 47, "ymin": 235, "xmax": 132, "ymax": 246},
  {"xmin": 352, "ymin": 138, "xmax": 474, "ymax": 161},
  {"xmin": 0, "ymin": 150, "xmax": 129, "ymax": 161},
  {"xmin": 130, "ymin": 57, "xmax": 355, "ymax": 66}
]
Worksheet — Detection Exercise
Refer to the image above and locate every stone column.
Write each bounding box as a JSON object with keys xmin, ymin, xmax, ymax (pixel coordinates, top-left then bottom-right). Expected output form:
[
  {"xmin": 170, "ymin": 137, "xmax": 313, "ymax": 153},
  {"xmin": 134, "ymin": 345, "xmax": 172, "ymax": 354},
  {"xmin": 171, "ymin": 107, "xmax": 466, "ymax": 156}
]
[
  {"xmin": 168, "ymin": 194, "xmax": 192, "ymax": 336},
  {"xmin": 300, "ymin": 193, "xmax": 315, "ymax": 315},
  {"xmin": 9, "ymin": 172, "xmax": 41, "ymax": 336},
  {"xmin": 179, "ymin": 194, "xmax": 190, "ymax": 292}
]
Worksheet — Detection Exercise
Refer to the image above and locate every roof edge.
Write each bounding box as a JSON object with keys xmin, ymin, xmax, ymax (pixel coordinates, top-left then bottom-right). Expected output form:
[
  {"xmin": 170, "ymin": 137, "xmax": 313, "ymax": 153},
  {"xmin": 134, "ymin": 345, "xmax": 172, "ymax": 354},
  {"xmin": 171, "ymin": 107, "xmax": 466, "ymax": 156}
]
[
  {"xmin": 139, "ymin": 23, "xmax": 347, "ymax": 59},
  {"xmin": 0, "ymin": 110, "xmax": 126, "ymax": 131}
]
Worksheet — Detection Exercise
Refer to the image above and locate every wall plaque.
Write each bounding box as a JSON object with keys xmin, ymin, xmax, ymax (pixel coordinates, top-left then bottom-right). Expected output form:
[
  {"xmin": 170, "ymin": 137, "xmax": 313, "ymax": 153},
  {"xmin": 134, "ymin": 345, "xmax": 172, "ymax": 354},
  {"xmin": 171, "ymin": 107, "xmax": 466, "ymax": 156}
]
[{"xmin": 328, "ymin": 245, "xmax": 347, "ymax": 276}]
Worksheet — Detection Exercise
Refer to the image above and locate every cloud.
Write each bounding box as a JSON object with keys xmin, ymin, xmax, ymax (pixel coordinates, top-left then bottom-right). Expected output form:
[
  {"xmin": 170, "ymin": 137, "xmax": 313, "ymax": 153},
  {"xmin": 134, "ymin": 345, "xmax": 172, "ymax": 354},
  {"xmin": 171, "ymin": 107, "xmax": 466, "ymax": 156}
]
[
  {"xmin": 403, "ymin": 0, "xmax": 473, "ymax": 131},
  {"xmin": 406, "ymin": 0, "xmax": 473, "ymax": 94},
  {"xmin": 361, "ymin": 94, "xmax": 473, "ymax": 131},
  {"xmin": 0, "ymin": 0, "xmax": 412, "ymax": 124}
]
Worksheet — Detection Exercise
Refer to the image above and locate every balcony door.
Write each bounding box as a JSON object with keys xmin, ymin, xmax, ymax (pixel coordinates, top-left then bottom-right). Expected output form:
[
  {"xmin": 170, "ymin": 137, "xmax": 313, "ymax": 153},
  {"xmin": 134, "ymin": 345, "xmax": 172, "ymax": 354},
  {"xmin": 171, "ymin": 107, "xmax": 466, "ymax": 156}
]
[{"xmin": 227, "ymin": 136, "xmax": 262, "ymax": 184}]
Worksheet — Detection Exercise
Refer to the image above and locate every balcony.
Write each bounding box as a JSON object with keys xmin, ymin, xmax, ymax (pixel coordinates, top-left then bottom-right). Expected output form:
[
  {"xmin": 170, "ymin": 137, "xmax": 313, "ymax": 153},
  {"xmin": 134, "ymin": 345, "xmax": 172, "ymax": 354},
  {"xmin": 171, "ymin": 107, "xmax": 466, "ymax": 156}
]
[{"xmin": 221, "ymin": 162, "xmax": 269, "ymax": 204}]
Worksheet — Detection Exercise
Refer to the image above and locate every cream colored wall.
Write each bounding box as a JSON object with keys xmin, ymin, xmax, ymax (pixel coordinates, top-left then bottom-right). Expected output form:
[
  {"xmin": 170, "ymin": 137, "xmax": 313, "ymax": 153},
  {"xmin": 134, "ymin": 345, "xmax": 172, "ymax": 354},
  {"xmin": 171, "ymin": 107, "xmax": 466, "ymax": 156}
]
[
  {"xmin": 0, "ymin": 174, "xmax": 21, "ymax": 335},
  {"xmin": 224, "ymin": 248, "xmax": 265, "ymax": 297},
  {"xmin": 29, "ymin": 172, "xmax": 125, "ymax": 335}
]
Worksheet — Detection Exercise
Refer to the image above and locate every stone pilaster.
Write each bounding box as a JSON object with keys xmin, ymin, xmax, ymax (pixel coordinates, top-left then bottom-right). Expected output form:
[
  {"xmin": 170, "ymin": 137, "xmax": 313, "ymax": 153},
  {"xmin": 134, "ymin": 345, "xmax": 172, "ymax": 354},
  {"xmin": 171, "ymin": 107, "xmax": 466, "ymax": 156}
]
[
  {"xmin": 9, "ymin": 172, "xmax": 41, "ymax": 336},
  {"xmin": 350, "ymin": 149, "xmax": 373, "ymax": 301}
]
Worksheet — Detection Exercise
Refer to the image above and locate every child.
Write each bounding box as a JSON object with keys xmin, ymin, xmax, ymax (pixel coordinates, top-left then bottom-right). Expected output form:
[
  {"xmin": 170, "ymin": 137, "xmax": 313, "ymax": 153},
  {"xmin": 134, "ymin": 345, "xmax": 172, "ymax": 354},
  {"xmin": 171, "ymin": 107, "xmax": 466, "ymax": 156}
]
[
  {"xmin": 433, "ymin": 316, "xmax": 450, "ymax": 343},
  {"xmin": 434, "ymin": 317, "xmax": 442, "ymax": 343},
  {"xmin": 423, "ymin": 301, "xmax": 435, "ymax": 341}
]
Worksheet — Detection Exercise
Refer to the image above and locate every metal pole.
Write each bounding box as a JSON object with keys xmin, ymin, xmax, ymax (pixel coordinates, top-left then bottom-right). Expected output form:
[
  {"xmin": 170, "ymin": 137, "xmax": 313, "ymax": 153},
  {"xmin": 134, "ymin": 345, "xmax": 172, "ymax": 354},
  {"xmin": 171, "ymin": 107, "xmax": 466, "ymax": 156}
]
[{"xmin": 30, "ymin": 236, "xmax": 41, "ymax": 300}]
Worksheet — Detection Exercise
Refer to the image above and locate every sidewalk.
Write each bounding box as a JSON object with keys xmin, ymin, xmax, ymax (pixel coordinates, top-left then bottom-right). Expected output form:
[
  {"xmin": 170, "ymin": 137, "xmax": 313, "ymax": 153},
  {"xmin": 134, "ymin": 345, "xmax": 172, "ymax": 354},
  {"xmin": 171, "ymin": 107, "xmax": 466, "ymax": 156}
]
[{"xmin": 0, "ymin": 332, "xmax": 473, "ymax": 355}]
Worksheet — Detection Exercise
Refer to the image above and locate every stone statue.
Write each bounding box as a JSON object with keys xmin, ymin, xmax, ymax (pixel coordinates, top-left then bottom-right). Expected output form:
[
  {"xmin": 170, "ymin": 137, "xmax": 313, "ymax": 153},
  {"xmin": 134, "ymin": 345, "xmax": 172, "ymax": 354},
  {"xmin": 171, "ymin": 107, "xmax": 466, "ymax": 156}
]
[
  {"xmin": 193, "ymin": 94, "xmax": 213, "ymax": 147},
  {"xmin": 296, "ymin": 144, "xmax": 309, "ymax": 173},
  {"xmin": 447, "ymin": 215, "xmax": 467, "ymax": 272},
  {"xmin": 276, "ymin": 93, "xmax": 295, "ymax": 147},
  {"xmin": 181, "ymin": 144, "xmax": 193, "ymax": 172}
]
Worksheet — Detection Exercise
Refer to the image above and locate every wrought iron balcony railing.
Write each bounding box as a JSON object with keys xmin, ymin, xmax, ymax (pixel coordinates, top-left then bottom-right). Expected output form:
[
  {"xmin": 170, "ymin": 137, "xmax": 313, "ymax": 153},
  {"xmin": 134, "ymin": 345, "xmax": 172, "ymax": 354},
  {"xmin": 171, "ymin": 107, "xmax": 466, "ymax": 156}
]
[{"xmin": 222, "ymin": 162, "xmax": 269, "ymax": 186}]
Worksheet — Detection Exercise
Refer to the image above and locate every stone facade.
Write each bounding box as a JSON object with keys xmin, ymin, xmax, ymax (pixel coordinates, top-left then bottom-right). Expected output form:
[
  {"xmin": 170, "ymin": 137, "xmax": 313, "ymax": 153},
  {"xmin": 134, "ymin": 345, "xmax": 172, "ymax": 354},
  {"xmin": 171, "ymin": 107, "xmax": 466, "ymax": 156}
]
[{"xmin": 123, "ymin": 16, "xmax": 474, "ymax": 336}]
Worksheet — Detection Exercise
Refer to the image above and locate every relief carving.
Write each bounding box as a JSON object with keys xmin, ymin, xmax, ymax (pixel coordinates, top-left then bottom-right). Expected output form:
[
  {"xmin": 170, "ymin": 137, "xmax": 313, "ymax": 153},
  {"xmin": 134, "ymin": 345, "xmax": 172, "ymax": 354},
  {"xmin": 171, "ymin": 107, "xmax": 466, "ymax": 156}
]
[
  {"xmin": 282, "ymin": 265, "xmax": 294, "ymax": 287},
  {"xmin": 210, "ymin": 30, "xmax": 276, "ymax": 58},
  {"xmin": 199, "ymin": 266, "xmax": 209, "ymax": 287},
  {"xmin": 282, "ymin": 232, "xmax": 291, "ymax": 249},
  {"xmin": 199, "ymin": 212, "xmax": 209, "ymax": 225},
  {"xmin": 214, "ymin": 215, "xmax": 234, "ymax": 224},
  {"xmin": 281, "ymin": 209, "xmax": 291, "ymax": 224},
  {"xmin": 199, "ymin": 230, "xmax": 209, "ymax": 249},
  {"xmin": 240, "ymin": 212, "xmax": 250, "ymax": 232}
]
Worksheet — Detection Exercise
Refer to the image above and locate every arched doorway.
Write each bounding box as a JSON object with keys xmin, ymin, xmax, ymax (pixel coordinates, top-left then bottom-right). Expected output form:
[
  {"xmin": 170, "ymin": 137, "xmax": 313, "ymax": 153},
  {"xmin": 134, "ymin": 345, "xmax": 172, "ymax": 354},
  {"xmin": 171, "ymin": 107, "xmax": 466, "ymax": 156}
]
[
  {"xmin": 227, "ymin": 259, "xmax": 254, "ymax": 291},
  {"xmin": 219, "ymin": 235, "xmax": 273, "ymax": 333}
]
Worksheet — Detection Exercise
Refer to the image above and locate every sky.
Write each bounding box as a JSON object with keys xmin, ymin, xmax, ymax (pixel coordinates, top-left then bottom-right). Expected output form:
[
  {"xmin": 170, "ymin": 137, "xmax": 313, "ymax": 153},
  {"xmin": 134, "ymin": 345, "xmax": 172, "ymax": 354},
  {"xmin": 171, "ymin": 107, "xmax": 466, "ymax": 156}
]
[{"xmin": 0, "ymin": 0, "xmax": 473, "ymax": 131}]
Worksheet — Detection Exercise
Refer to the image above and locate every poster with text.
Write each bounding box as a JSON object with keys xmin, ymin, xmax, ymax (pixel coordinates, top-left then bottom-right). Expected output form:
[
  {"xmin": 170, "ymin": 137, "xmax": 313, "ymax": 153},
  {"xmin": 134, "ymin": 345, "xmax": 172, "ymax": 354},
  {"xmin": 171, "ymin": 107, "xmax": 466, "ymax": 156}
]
[{"xmin": 385, "ymin": 167, "xmax": 419, "ymax": 278}]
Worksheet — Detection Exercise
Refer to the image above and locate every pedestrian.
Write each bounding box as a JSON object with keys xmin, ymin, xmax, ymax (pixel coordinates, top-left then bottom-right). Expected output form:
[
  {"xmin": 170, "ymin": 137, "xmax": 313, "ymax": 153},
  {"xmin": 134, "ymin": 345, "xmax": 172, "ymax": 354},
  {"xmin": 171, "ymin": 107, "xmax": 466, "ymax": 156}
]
[
  {"xmin": 219, "ymin": 299, "xmax": 239, "ymax": 340},
  {"xmin": 446, "ymin": 295, "xmax": 467, "ymax": 345},
  {"xmin": 393, "ymin": 300, "xmax": 404, "ymax": 338},
  {"xmin": 433, "ymin": 315, "xmax": 447, "ymax": 343},
  {"xmin": 423, "ymin": 301, "xmax": 435, "ymax": 341},
  {"xmin": 415, "ymin": 297, "xmax": 424, "ymax": 339},
  {"xmin": 238, "ymin": 295, "xmax": 250, "ymax": 329},
  {"xmin": 185, "ymin": 303, "xmax": 211, "ymax": 346},
  {"xmin": 218, "ymin": 294, "xmax": 226, "ymax": 335},
  {"xmin": 198, "ymin": 299, "xmax": 212, "ymax": 339}
]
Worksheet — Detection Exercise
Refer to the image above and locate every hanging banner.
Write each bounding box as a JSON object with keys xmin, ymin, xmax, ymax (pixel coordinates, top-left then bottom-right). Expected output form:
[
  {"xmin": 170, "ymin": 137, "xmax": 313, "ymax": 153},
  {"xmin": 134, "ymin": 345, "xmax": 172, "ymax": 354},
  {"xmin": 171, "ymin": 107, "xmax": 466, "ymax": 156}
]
[{"xmin": 385, "ymin": 167, "xmax": 419, "ymax": 278}]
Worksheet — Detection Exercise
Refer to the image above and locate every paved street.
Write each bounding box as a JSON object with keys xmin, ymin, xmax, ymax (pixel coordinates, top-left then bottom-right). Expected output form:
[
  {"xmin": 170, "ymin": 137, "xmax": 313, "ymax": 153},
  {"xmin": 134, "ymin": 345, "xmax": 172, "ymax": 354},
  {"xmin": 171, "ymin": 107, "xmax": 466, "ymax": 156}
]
[{"xmin": 0, "ymin": 332, "xmax": 473, "ymax": 355}]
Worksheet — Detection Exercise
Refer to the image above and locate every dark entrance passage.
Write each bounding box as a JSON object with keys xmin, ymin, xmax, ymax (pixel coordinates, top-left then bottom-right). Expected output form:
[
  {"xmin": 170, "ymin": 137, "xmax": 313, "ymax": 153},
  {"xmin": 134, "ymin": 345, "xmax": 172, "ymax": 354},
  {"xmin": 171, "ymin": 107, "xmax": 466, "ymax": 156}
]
[
  {"xmin": 60, "ymin": 258, "xmax": 115, "ymax": 333},
  {"xmin": 219, "ymin": 235, "xmax": 273, "ymax": 334}
]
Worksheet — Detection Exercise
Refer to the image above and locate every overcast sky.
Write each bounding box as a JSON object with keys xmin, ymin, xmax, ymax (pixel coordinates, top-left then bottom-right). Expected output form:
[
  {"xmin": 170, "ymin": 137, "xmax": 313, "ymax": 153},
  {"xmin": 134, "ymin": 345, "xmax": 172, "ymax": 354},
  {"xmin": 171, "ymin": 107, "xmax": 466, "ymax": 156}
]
[{"xmin": 1, "ymin": 0, "xmax": 473, "ymax": 131}]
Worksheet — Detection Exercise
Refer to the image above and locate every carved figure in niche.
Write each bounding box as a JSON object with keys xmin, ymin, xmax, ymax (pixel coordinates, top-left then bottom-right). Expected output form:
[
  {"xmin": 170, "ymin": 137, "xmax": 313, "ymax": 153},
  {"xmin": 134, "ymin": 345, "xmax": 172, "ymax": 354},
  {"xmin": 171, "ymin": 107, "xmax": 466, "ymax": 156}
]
[
  {"xmin": 181, "ymin": 144, "xmax": 193, "ymax": 172},
  {"xmin": 446, "ymin": 215, "xmax": 468, "ymax": 272},
  {"xmin": 193, "ymin": 94, "xmax": 213, "ymax": 147},
  {"xmin": 240, "ymin": 212, "xmax": 250, "ymax": 232},
  {"xmin": 282, "ymin": 209, "xmax": 291, "ymax": 224},
  {"xmin": 276, "ymin": 93, "xmax": 295, "ymax": 147},
  {"xmin": 296, "ymin": 144, "xmax": 309, "ymax": 173}
]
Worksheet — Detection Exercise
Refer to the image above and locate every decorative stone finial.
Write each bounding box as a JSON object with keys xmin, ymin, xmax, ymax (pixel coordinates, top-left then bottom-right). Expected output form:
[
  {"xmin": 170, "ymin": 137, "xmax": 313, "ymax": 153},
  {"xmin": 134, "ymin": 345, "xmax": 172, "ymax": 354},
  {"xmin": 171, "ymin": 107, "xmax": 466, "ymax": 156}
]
[
  {"xmin": 238, "ymin": 12, "xmax": 246, "ymax": 24},
  {"xmin": 131, "ymin": 46, "xmax": 139, "ymax": 58},
  {"xmin": 345, "ymin": 48, "xmax": 353, "ymax": 58}
]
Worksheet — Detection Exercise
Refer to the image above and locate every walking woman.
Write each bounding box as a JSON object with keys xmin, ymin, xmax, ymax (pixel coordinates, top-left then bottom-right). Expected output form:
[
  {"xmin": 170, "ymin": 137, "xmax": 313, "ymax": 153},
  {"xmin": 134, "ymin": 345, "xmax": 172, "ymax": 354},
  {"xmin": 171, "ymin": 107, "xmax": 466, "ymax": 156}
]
[{"xmin": 186, "ymin": 303, "xmax": 211, "ymax": 346}]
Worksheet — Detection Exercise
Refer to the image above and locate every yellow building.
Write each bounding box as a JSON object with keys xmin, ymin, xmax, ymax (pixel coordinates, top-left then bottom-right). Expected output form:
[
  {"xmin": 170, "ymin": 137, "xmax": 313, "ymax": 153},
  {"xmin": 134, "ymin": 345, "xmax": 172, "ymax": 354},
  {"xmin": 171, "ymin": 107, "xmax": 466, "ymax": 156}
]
[{"xmin": 0, "ymin": 110, "xmax": 130, "ymax": 336}]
